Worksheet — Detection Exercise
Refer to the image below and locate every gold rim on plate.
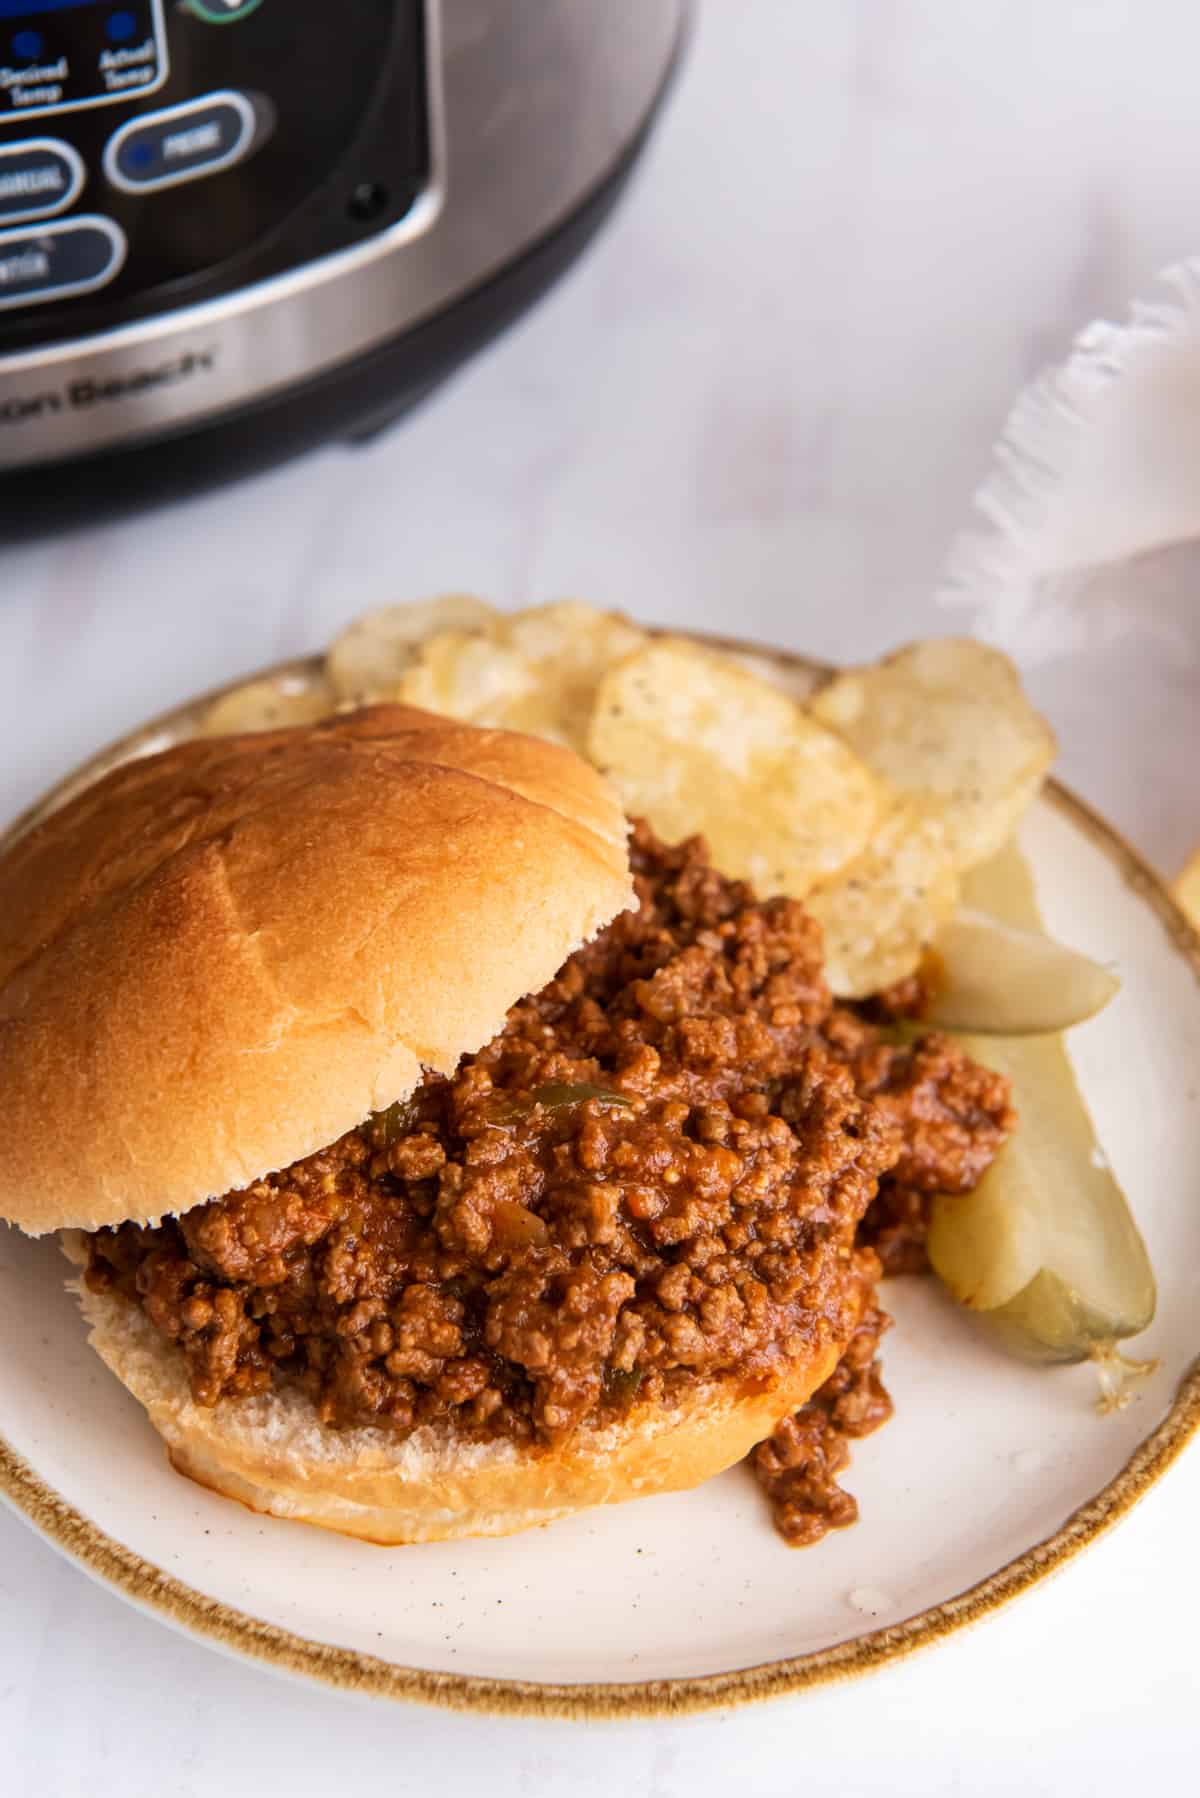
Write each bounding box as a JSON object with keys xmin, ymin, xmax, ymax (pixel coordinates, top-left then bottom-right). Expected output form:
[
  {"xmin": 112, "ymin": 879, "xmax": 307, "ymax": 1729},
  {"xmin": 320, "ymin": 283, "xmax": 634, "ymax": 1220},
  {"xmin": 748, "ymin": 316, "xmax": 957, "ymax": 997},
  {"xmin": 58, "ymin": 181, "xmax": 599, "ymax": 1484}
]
[{"xmin": 2, "ymin": 634, "xmax": 1198, "ymax": 1720}]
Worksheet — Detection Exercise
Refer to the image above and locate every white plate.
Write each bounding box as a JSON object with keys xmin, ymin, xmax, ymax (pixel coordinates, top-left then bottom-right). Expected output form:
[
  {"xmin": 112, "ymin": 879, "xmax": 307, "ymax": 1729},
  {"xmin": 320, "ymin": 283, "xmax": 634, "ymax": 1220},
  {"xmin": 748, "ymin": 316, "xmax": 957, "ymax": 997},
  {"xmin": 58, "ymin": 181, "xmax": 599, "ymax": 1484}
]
[{"xmin": 2, "ymin": 642, "xmax": 1199, "ymax": 1717}]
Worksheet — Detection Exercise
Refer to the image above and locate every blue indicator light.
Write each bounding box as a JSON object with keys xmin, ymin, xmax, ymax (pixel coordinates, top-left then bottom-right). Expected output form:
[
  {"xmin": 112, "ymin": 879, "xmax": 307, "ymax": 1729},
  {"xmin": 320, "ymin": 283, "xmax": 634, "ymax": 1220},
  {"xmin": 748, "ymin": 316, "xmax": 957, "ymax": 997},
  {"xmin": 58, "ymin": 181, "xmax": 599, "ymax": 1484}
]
[
  {"xmin": 106, "ymin": 8, "xmax": 136, "ymax": 41},
  {"xmin": 11, "ymin": 26, "xmax": 43, "ymax": 57}
]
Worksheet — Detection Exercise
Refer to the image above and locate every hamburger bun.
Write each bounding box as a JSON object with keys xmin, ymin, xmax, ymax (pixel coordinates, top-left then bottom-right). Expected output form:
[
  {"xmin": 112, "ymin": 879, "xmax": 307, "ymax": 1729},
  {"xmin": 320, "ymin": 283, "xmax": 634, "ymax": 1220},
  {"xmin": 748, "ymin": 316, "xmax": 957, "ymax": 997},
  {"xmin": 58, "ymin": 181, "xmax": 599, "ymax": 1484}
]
[
  {"xmin": 65, "ymin": 1236, "xmax": 851, "ymax": 1543},
  {"xmin": 0, "ymin": 705, "xmax": 633, "ymax": 1235}
]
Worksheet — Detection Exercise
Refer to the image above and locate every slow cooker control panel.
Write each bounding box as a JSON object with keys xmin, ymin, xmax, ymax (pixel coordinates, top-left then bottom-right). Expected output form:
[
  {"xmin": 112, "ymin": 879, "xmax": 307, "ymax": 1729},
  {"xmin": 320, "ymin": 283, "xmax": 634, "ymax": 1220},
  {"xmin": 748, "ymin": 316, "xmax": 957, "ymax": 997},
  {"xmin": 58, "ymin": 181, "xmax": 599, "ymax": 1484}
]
[
  {"xmin": 0, "ymin": 0, "xmax": 168, "ymax": 118},
  {"xmin": 0, "ymin": 0, "xmax": 430, "ymax": 345}
]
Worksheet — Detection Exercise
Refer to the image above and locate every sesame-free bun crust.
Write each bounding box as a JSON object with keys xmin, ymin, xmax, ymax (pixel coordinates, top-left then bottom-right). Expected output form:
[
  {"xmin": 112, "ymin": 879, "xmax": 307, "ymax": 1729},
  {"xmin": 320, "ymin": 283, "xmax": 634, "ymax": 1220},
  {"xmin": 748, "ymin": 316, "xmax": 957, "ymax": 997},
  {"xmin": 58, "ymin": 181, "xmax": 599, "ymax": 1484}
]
[
  {"xmin": 70, "ymin": 1263, "xmax": 845, "ymax": 1543},
  {"xmin": 0, "ymin": 707, "xmax": 632, "ymax": 1235}
]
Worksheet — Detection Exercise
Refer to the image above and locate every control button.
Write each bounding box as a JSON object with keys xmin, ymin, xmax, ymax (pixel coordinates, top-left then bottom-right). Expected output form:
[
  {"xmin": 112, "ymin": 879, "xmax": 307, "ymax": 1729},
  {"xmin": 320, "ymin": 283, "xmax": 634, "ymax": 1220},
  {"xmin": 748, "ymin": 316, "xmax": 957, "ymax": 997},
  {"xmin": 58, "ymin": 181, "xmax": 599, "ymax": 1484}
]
[
  {"xmin": 104, "ymin": 90, "xmax": 255, "ymax": 194},
  {"xmin": 0, "ymin": 139, "xmax": 85, "ymax": 225},
  {"xmin": 0, "ymin": 216, "xmax": 126, "ymax": 311},
  {"xmin": 185, "ymin": 0, "xmax": 265, "ymax": 21}
]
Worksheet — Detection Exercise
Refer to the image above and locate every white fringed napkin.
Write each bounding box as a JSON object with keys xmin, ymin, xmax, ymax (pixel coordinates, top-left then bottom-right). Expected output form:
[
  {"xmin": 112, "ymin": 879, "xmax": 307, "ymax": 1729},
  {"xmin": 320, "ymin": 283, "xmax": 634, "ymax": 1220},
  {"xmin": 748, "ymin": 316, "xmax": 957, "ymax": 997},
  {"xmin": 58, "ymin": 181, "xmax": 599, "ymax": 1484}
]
[
  {"xmin": 942, "ymin": 263, "xmax": 1200, "ymax": 634},
  {"xmin": 937, "ymin": 262, "xmax": 1200, "ymax": 882}
]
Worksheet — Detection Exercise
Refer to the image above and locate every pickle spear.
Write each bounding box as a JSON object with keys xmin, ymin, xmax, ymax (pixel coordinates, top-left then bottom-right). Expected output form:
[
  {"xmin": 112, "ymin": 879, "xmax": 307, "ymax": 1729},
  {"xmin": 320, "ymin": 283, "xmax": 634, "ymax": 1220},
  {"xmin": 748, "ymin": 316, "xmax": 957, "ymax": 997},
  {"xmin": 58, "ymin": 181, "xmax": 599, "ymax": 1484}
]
[
  {"xmin": 921, "ymin": 909, "xmax": 1118, "ymax": 1035},
  {"xmin": 925, "ymin": 839, "xmax": 1157, "ymax": 1402}
]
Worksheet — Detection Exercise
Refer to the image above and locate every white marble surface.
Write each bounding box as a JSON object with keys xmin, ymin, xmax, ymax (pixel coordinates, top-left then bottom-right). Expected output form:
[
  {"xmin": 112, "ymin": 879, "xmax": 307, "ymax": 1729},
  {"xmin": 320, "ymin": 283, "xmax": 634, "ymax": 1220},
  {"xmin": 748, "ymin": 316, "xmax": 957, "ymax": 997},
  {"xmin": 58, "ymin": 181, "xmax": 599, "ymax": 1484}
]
[{"xmin": 3, "ymin": 2, "xmax": 1200, "ymax": 1791}]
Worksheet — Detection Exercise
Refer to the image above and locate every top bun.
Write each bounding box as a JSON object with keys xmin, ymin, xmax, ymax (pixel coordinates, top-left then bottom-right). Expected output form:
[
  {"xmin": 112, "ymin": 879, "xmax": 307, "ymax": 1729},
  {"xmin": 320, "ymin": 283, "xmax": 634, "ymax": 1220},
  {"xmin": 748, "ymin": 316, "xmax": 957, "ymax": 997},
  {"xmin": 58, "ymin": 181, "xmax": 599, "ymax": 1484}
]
[{"xmin": 0, "ymin": 705, "xmax": 633, "ymax": 1235}]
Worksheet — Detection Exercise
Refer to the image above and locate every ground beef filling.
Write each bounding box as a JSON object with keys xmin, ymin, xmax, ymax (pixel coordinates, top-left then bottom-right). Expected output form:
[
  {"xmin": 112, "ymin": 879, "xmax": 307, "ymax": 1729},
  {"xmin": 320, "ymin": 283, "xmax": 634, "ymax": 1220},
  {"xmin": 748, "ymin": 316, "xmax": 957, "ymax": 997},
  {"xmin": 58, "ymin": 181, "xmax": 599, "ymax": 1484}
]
[
  {"xmin": 752, "ymin": 1294, "xmax": 894, "ymax": 1546},
  {"xmin": 84, "ymin": 823, "xmax": 1014, "ymax": 1540}
]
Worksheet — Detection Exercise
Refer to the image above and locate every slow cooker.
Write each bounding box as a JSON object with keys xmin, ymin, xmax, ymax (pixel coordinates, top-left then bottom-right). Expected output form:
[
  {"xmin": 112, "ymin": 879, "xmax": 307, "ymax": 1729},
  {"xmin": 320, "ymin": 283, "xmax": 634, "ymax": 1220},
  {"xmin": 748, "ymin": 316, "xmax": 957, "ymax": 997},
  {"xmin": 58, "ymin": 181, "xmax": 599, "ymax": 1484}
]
[{"xmin": 0, "ymin": 0, "xmax": 685, "ymax": 525}]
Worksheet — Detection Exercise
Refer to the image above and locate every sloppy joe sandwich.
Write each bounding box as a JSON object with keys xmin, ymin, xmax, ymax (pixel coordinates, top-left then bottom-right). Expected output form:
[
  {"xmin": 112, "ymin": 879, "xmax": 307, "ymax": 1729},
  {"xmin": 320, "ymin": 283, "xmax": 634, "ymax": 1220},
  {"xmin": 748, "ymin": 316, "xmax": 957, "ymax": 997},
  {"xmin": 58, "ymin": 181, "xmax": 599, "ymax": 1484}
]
[
  {"xmin": 0, "ymin": 702, "xmax": 1008, "ymax": 1545},
  {"xmin": 1, "ymin": 606, "xmax": 1153, "ymax": 1550}
]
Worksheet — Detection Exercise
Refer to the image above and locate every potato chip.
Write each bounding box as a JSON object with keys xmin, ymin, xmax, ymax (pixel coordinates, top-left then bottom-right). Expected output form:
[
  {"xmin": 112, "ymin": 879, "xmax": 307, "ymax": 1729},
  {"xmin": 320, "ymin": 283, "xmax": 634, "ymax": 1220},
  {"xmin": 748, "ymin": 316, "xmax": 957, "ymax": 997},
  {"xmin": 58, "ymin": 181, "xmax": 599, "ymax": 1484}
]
[
  {"xmin": 810, "ymin": 638, "xmax": 1055, "ymax": 870},
  {"xmin": 505, "ymin": 601, "xmax": 642, "ymax": 667},
  {"xmin": 327, "ymin": 595, "xmax": 497, "ymax": 703},
  {"xmin": 1175, "ymin": 847, "xmax": 1200, "ymax": 933},
  {"xmin": 201, "ymin": 675, "xmax": 336, "ymax": 737},
  {"xmin": 805, "ymin": 799, "xmax": 959, "ymax": 997},
  {"xmin": 587, "ymin": 638, "xmax": 882, "ymax": 897},
  {"xmin": 723, "ymin": 647, "xmax": 822, "ymax": 705},
  {"xmin": 397, "ymin": 601, "xmax": 646, "ymax": 750},
  {"xmin": 396, "ymin": 628, "xmax": 536, "ymax": 721}
]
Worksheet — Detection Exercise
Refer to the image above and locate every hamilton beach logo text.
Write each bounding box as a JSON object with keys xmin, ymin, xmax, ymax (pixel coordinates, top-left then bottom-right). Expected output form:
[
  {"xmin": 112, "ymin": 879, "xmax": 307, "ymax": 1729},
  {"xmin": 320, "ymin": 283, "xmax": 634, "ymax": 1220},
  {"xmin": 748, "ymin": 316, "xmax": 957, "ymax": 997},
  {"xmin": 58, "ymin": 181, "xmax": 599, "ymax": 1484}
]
[{"xmin": 0, "ymin": 348, "xmax": 217, "ymax": 424}]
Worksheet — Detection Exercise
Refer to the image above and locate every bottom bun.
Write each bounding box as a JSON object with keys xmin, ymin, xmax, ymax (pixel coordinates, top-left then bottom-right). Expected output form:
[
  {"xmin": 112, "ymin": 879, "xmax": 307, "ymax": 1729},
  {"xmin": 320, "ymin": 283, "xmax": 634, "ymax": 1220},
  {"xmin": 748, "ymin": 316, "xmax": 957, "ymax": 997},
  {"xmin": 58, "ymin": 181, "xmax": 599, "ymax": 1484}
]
[{"xmin": 70, "ymin": 1268, "xmax": 850, "ymax": 1545}]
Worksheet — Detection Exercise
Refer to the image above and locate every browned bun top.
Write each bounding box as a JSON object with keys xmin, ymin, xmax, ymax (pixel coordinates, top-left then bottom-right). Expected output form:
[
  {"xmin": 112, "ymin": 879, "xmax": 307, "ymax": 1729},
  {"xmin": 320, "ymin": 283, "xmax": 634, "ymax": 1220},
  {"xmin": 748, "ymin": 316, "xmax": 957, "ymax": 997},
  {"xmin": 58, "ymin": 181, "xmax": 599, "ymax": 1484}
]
[{"xmin": 0, "ymin": 706, "xmax": 633, "ymax": 1235}]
